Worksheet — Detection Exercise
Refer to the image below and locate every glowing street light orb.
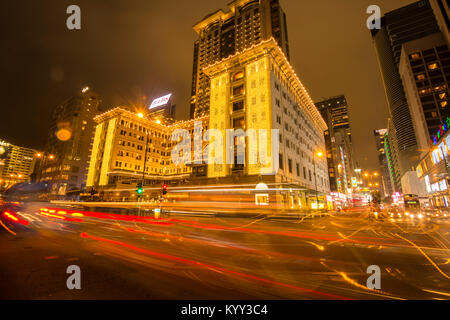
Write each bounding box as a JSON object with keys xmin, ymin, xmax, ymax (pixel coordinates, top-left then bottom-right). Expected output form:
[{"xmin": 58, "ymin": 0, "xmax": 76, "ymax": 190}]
[
  {"xmin": 156, "ymin": 119, "xmax": 161, "ymax": 124},
  {"xmin": 137, "ymin": 112, "xmax": 144, "ymax": 118},
  {"xmin": 56, "ymin": 128, "xmax": 72, "ymax": 141}
]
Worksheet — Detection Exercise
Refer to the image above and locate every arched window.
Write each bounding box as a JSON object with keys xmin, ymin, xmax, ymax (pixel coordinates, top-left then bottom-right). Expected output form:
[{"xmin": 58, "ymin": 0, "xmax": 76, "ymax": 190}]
[{"xmin": 233, "ymin": 71, "xmax": 244, "ymax": 81}]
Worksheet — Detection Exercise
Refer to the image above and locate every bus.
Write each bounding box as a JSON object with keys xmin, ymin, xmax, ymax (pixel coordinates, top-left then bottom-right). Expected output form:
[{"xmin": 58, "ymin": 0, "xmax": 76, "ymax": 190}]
[{"xmin": 403, "ymin": 194, "xmax": 421, "ymax": 211}]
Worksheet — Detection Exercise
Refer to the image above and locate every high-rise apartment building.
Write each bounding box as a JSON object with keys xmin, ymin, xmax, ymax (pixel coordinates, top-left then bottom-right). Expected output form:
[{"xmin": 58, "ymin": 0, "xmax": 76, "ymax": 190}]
[
  {"xmin": 399, "ymin": 33, "xmax": 450, "ymax": 153},
  {"xmin": 190, "ymin": 0, "xmax": 290, "ymax": 118},
  {"xmin": 316, "ymin": 95, "xmax": 355, "ymax": 193},
  {"xmin": 0, "ymin": 139, "xmax": 38, "ymax": 189},
  {"xmin": 371, "ymin": 0, "xmax": 440, "ymax": 178},
  {"xmin": 374, "ymin": 129, "xmax": 394, "ymax": 196},
  {"xmin": 39, "ymin": 87, "xmax": 101, "ymax": 194}
]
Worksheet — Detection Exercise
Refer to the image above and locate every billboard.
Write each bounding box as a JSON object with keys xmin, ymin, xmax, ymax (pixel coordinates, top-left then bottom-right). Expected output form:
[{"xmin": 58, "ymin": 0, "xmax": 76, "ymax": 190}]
[{"xmin": 149, "ymin": 94, "xmax": 172, "ymax": 110}]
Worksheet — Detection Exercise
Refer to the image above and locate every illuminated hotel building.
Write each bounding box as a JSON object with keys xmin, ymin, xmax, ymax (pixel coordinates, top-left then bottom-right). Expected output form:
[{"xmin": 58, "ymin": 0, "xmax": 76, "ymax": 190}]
[
  {"xmin": 190, "ymin": 0, "xmax": 290, "ymax": 118},
  {"xmin": 0, "ymin": 139, "xmax": 38, "ymax": 188},
  {"xmin": 202, "ymin": 38, "xmax": 330, "ymax": 208},
  {"xmin": 86, "ymin": 39, "xmax": 330, "ymax": 209},
  {"xmin": 39, "ymin": 87, "xmax": 101, "ymax": 194},
  {"xmin": 86, "ymin": 107, "xmax": 209, "ymax": 201}
]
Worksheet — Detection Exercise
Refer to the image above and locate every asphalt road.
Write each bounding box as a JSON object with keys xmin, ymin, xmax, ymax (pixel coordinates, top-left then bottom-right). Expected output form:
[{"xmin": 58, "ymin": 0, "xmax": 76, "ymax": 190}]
[{"xmin": 0, "ymin": 202, "xmax": 449, "ymax": 300}]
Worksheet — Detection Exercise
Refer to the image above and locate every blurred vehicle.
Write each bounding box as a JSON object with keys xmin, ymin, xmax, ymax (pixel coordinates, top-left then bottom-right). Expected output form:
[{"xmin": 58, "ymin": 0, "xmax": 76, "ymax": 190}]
[
  {"xmin": 404, "ymin": 194, "xmax": 420, "ymax": 212},
  {"xmin": 1, "ymin": 182, "xmax": 51, "ymax": 202}
]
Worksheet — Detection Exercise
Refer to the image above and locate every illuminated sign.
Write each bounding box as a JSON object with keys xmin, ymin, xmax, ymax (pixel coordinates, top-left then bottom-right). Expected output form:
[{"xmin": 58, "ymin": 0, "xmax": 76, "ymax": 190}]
[
  {"xmin": 149, "ymin": 94, "xmax": 172, "ymax": 109},
  {"xmin": 432, "ymin": 117, "xmax": 450, "ymax": 145},
  {"xmin": 351, "ymin": 177, "xmax": 358, "ymax": 187}
]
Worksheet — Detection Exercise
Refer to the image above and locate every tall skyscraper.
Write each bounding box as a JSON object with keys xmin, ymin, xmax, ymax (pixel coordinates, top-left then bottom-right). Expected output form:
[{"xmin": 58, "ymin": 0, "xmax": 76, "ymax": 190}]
[
  {"xmin": 374, "ymin": 129, "xmax": 394, "ymax": 196},
  {"xmin": 39, "ymin": 87, "xmax": 101, "ymax": 194},
  {"xmin": 190, "ymin": 0, "xmax": 290, "ymax": 119},
  {"xmin": 316, "ymin": 95, "xmax": 355, "ymax": 193},
  {"xmin": 399, "ymin": 32, "xmax": 450, "ymax": 153},
  {"xmin": 371, "ymin": 0, "xmax": 440, "ymax": 178},
  {"xmin": 385, "ymin": 119, "xmax": 402, "ymax": 192},
  {"xmin": 430, "ymin": 0, "xmax": 450, "ymax": 46}
]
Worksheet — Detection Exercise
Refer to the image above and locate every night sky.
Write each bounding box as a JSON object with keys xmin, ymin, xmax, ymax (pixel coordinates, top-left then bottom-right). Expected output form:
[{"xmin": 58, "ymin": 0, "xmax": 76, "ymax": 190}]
[{"xmin": 1, "ymin": 0, "xmax": 415, "ymax": 170}]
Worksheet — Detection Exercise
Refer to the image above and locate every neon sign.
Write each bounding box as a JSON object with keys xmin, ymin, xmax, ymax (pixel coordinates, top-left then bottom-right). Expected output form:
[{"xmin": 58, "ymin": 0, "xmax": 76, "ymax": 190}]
[
  {"xmin": 432, "ymin": 117, "xmax": 450, "ymax": 145},
  {"xmin": 149, "ymin": 94, "xmax": 172, "ymax": 110}
]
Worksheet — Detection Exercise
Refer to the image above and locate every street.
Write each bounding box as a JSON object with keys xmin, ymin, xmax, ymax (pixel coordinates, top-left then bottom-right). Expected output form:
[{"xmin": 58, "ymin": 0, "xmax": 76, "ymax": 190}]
[{"xmin": 0, "ymin": 202, "xmax": 449, "ymax": 300}]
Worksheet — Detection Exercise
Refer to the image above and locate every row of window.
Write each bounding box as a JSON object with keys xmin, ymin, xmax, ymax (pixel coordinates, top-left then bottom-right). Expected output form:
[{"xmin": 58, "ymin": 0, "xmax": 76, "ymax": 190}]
[{"xmin": 279, "ymin": 154, "xmax": 328, "ymax": 187}]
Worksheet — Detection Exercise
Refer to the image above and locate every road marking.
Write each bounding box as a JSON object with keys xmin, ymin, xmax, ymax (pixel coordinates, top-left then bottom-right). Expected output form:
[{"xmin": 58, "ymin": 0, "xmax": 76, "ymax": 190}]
[
  {"xmin": 394, "ymin": 233, "xmax": 450, "ymax": 280},
  {"xmin": 0, "ymin": 220, "xmax": 16, "ymax": 236},
  {"xmin": 423, "ymin": 289, "xmax": 450, "ymax": 297}
]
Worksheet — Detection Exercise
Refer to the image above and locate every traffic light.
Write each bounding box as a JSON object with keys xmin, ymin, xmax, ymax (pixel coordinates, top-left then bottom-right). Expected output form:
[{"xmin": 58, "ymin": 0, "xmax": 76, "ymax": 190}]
[
  {"xmin": 162, "ymin": 184, "xmax": 168, "ymax": 195},
  {"xmin": 136, "ymin": 182, "xmax": 143, "ymax": 196}
]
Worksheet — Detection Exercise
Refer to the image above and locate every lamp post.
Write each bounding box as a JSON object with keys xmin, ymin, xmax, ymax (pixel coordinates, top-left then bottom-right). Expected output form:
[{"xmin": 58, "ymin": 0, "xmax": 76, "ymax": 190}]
[{"xmin": 313, "ymin": 151, "xmax": 324, "ymax": 211}]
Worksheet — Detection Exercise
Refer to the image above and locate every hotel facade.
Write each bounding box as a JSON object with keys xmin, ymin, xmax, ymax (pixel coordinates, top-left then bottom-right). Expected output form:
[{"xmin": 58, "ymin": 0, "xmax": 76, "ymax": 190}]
[{"xmin": 86, "ymin": 39, "xmax": 330, "ymax": 210}]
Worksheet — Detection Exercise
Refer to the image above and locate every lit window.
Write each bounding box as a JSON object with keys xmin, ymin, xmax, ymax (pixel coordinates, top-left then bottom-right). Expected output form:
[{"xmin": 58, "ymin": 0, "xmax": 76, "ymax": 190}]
[
  {"xmin": 441, "ymin": 101, "xmax": 448, "ymax": 108},
  {"xmin": 428, "ymin": 63, "xmax": 439, "ymax": 70},
  {"xmin": 439, "ymin": 93, "xmax": 447, "ymax": 99},
  {"xmin": 410, "ymin": 53, "xmax": 420, "ymax": 60},
  {"xmin": 233, "ymin": 71, "xmax": 244, "ymax": 81},
  {"xmin": 232, "ymin": 85, "xmax": 244, "ymax": 96},
  {"xmin": 416, "ymin": 74, "xmax": 426, "ymax": 80}
]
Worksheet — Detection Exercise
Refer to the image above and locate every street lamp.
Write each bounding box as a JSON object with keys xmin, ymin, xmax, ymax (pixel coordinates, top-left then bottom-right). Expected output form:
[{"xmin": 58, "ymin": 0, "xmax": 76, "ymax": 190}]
[{"xmin": 313, "ymin": 150, "xmax": 324, "ymax": 211}]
